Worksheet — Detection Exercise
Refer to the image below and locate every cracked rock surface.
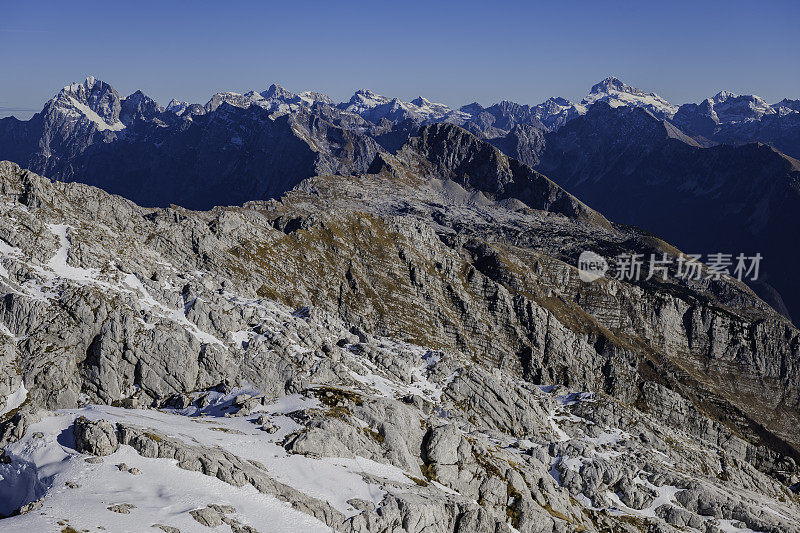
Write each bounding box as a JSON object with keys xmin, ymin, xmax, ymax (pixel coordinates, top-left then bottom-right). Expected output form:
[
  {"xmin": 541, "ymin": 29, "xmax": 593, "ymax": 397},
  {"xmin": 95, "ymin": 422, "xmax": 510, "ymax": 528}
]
[{"xmin": 0, "ymin": 160, "xmax": 798, "ymax": 531}]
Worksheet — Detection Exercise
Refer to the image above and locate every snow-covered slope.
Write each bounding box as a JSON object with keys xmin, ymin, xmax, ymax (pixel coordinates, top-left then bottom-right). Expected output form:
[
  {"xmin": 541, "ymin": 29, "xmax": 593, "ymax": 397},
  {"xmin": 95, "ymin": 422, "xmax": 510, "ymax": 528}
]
[
  {"xmin": 0, "ymin": 402, "xmax": 333, "ymax": 532},
  {"xmin": 6, "ymin": 381, "xmax": 796, "ymax": 532}
]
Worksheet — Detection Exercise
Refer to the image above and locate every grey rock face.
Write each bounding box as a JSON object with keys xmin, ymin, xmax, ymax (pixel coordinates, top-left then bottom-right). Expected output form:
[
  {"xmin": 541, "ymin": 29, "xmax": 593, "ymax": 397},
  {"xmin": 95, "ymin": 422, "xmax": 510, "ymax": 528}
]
[
  {"xmin": 116, "ymin": 463, "xmax": 141, "ymax": 475},
  {"xmin": 487, "ymin": 124, "xmax": 547, "ymax": 167},
  {"xmin": 153, "ymin": 525, "xmax": 181, "ymax": 533},
  {"xmin": 107, "ymin": 503, "xmax": 136, "ymax": 514},
  {"xmin": 396, "ymin": 123, "xmax": 608, "ymax": 225},
  {"xmin": 119, "ymin": 90, "xmax": 171, "ymax": 126},
  {"xmin": 73, "ymin": 417, "xmax": 119, "ymax": 456},
  {"xmin": 1, "ymin": 160, "xmax": 800, "ymax": 531},
  {"xmin": 189, "ymin": 507, "xmax": 224, "ymax": 527}
]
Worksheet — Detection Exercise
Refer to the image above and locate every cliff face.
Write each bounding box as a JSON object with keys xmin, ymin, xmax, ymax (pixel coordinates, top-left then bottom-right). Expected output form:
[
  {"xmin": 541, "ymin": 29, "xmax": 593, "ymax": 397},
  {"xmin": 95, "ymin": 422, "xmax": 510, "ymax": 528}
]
[{"xmin": 1, "ymin": 160, "xmax": 799, "ymax": 531}]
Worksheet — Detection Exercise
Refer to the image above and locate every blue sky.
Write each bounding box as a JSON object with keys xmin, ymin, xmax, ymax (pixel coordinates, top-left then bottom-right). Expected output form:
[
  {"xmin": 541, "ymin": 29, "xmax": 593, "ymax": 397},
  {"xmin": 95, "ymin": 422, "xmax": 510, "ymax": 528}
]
[{"xmin": 2, "ymin": 0, "xmax": 798, "ymax": 119}]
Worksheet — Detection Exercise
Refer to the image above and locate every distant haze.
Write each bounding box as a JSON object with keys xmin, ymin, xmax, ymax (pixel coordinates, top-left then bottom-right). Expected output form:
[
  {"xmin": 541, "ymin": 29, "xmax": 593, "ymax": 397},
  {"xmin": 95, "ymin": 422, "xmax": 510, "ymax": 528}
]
[{"xmin": 2, "ymin": 0, "xmax": 798, "ymax": 119}]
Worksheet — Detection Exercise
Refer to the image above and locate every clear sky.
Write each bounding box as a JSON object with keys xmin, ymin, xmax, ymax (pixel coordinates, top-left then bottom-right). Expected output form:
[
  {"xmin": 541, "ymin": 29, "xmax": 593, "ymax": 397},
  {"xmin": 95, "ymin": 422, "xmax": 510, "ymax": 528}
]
[{"xmin": 2, "ymin": 0, "xmax": 798, "ymax": 119}]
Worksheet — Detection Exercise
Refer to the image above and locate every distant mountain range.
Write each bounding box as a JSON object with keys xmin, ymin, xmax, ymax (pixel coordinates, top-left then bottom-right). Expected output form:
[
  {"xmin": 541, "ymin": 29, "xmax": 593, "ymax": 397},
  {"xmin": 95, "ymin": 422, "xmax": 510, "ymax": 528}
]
[{"xmin": 0, "ymin": 76, "xmax": 798, "ymax": 321}]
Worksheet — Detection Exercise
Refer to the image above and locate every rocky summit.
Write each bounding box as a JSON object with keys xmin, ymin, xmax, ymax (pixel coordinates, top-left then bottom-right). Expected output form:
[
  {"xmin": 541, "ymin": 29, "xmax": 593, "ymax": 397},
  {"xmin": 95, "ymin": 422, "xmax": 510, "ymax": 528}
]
[{"xmin": 0, "ymin": 145, "xmax": 799, "ymax": 533}]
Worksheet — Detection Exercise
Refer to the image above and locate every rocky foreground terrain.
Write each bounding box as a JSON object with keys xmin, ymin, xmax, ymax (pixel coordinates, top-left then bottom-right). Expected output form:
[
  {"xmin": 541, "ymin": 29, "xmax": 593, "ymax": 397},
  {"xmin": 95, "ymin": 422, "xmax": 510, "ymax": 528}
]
[{"xmin": 0, "ymin": 145, "xmax": 800, "ymax": 533}]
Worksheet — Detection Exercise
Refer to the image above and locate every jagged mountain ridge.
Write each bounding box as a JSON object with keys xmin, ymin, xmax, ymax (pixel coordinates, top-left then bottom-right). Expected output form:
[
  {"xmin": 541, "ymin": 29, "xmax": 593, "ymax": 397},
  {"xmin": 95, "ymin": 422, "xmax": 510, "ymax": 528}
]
[
  {"xmin": 1, "ymin": 160, "xmax": 800, "ymax": 531},
  {"xmin": 2, "ymin": 75, "xmax": 797, "ymax": 209},
  {"xmin": 1, "ymin": 76, "xmax": 797, "ymax": 189},
  {"xmin": 3, "ymin": 75, "xmax": 796, "ymax": 161},
  {"xmin": 0, "ymin": 80, "xmax": 383, "ymax": 209},
  {"xmin": 0, "ymin": 75, "xmax": 799, "ymax": 320}
]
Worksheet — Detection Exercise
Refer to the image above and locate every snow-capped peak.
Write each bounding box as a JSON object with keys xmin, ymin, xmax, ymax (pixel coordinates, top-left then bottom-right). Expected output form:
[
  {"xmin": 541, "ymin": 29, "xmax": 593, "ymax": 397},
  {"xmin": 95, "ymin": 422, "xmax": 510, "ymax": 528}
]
[
  {"xmin": 536, "ymin": 96, "xmax": 585, "ymax": 114},
  {"xmin": 589, "ymin": 76, "xmax": 628, "ymax": 94},
  {"xmin": 297, "ymin": 90, "xmax": 334, "ymax": 106},
  {"xmin": 165, "ymin": 84, "xmax": 336, "ymax": 119},
  {"xmin": 166, "ymin": 99, "xmax": 190, "ymax": 115},
  {"xmin": 63, "ymin": 75, "xmax": 100, "ymax": 94},
  {"xmin": 345, "ymin": 89, "xmax": 391, "ymax": 108},
  {"xmin": 701, "ymin": 90, "xmax": 777, "ymax": 123},
  {"xmin": 206, "ymin": 90, "xmax": 286, "ymax": 114},
  {"xmin": 338, "ymin": 90, "xmax": 404, "ymax": 121},
  {"xmin": 581, "ymin": 76, "xmax": 678, "ymax": 119},
  {"xmin": 261, "ymin": 83, "xmax": 295, "ymax": 101},
  {"xmin": 203, "ymin": 84, "xmax": 316, "ymax": 115},
  {"xmin": 52, "ymin": 76, "xmax": 126, "ymax": 131},
  {"xmin": 774, "ymin": 98, "xmax": 800, "ymax": 116},
  {"xmin": 531, "ymin": 97, "xmax": 587, "ymax": 130},
  {"xmin": 712, "ymin": 90, "xmax": 735, "ymax": 102},
  {"xmin": 339, "ymin": 90, "xmax": 468, "ymax": 125}
]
